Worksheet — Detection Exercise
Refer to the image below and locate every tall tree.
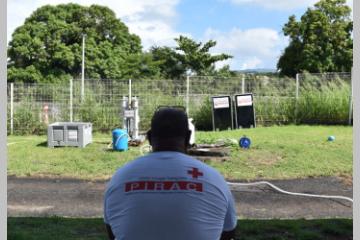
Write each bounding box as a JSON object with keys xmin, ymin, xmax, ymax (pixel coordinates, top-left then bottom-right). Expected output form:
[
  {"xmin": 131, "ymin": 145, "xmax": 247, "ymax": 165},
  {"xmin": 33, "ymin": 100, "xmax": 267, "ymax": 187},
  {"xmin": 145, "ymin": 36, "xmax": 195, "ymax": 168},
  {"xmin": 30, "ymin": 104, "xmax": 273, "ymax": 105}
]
[
  {"xmin": 174, "ymin": 36, "xmax": 232, "ymax": 76},
  {"xmin": 150, "ymin": 46, "xmax": 186, "ymax": 79},
  {"xmin": 277, "ymin": 0, "xmax": 352, "ymax": 77},
  {"xmin": 149, "ymin": 36, "xmax": 232, "ymax": 78},
  {"xmin": 7, "ymin": 4, "xmax": 145, "ymax": 83}
]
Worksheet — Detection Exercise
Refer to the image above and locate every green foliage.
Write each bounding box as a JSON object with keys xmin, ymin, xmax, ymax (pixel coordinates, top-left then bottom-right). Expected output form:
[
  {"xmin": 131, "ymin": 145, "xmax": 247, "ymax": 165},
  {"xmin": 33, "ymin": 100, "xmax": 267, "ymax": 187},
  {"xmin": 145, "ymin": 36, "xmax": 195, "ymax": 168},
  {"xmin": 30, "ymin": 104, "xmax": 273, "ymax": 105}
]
[
  {"xmin": 278, "ymin": 0, "xmax": 353, "ymax": 76},
  {"xmin": 12, "ymin": 102, "xmax": 47, "ymax": 135},
  {"xmin": 255, "ymin": 97, "xmax": 296, "ymax": 125},
  {"xmin": 150, "ymin": 36, "xmax": 233, "ymax": 78},
  {"xmin": 7, "ymin": 4, "xmax": 143, "ymax": 83},
  {"xmin": 211, "ymin": 65, "xmax": 237, "ymax": 78},
  {"xmin": 296, "ymin": 78, "xmax": 350, "ymax": 124},
  {"xmin": 75, "ymin": 95, "xmax": 121, "ymax": 132},
  {"xmin": 175, "ymin": 35, "xmax": 232, "ymax": 75},
  {"xmin": 150, "ymin": 46, "xmax": 186, "ymax": 79},
  {"xmin": 192, "ymin": 97, "xmax": 213, "ymax": 131}
]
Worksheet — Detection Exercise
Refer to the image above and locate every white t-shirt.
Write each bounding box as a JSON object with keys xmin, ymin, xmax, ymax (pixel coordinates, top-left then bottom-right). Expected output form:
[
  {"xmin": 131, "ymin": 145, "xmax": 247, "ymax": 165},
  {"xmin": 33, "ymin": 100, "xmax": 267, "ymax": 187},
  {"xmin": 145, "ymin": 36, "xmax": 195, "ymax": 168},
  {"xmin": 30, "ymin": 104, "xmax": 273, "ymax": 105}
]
[{"xmin": 104, "ymin": 151, "xmax": 237, "ymax": 240}]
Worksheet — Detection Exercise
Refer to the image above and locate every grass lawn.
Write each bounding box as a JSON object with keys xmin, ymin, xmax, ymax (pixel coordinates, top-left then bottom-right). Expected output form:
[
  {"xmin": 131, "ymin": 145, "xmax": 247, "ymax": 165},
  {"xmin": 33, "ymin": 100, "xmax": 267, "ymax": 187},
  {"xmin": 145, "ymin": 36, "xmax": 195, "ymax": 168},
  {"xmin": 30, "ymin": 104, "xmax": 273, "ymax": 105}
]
[
  {"xmin": 7, "ymin": 125, "xmax": 352, "ymax": 180},
  {"xmin": 7, "ymin": 217, "xmax": 353, "ymax": 240}
]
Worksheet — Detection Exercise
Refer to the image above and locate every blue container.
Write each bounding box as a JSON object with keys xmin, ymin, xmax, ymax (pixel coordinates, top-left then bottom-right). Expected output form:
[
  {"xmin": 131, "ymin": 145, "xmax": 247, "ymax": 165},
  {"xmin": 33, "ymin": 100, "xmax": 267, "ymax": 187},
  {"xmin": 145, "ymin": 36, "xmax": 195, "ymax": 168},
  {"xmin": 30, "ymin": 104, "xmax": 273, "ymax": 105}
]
[
  {"xmin": 239, "ymin": 136, "xmax": 251, "ymax": 149},
  {"xmin": 112, "ymin": 129, "xmax": 128, "ymax": 151}
]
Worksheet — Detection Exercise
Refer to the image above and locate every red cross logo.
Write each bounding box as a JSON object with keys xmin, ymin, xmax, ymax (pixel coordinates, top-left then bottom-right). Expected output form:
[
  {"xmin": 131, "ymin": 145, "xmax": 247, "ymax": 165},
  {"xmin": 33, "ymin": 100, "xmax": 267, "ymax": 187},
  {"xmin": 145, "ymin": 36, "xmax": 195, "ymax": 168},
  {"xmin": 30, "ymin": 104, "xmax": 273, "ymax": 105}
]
[{"xmin": 187, "ymin": 168, "xmax": 203, "ymax": 179}]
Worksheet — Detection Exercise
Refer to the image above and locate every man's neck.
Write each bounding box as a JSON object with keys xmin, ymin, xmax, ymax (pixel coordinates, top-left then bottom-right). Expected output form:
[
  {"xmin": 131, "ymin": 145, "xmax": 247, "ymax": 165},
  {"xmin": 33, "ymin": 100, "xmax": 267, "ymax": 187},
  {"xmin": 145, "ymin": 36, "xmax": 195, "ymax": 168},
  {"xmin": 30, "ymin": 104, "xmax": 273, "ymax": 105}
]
[{"xmin": 152, "ymin": 146, "xmax": 186, "ymax": 154}]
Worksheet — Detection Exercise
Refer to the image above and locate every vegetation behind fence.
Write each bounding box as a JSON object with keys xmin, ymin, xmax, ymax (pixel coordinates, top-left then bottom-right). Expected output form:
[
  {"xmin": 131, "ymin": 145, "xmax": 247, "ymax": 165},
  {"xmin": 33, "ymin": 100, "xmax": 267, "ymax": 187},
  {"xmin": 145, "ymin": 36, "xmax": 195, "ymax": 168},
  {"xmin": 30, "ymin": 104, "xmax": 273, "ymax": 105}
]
[{"xmin": 7, "ymin": 73, "xmax": 352, "ymax": 135}]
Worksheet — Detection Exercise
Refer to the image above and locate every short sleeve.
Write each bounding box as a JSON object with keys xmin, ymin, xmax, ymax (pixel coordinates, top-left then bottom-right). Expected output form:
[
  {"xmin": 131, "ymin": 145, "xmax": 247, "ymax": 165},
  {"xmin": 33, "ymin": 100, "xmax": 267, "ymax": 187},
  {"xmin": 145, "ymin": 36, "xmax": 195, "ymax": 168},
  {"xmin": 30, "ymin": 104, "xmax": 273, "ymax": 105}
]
[
  {"xmin": 104, "ymin": 185, "xmax": 111, "ymax": 224},
  {"xmin": 223, "ymin": 190, "xmax": 237, "ymax": 231},
  {"xmin": 104, "ymin": 196, "xmax": 109, "ymax": 224}
]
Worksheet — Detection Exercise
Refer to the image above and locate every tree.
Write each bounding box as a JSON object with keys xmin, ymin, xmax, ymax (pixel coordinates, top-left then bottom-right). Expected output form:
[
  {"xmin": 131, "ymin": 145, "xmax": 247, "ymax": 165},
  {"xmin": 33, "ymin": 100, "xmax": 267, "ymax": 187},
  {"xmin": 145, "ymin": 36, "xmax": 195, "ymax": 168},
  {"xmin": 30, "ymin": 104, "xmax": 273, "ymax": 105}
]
[
  {"xmin": 150, "ymin": 36, "xmax": 233, "ymax": 78},
  {"xmin": 150, "ymin": 46, "xmax": 186, "ymax": 79},
  {"xmin": 7, "ymin": 4, "xmax": 145, "ymax": 83},
  {"xmin": 175, "ymin": 35, "xmax": 232, "ymax": 76},
  {"xmin": 277, "ymin": 0, "xmax": 352, "ymax": 77}
]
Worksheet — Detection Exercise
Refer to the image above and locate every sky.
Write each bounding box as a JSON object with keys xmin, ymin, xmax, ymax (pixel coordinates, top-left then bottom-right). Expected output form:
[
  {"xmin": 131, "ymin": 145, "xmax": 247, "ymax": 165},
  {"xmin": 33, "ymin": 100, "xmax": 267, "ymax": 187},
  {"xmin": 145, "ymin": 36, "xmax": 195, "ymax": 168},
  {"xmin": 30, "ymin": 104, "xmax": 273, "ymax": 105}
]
[{"xmin": 7, "ymin": 0, "xmax": 353, "ymax": 70}]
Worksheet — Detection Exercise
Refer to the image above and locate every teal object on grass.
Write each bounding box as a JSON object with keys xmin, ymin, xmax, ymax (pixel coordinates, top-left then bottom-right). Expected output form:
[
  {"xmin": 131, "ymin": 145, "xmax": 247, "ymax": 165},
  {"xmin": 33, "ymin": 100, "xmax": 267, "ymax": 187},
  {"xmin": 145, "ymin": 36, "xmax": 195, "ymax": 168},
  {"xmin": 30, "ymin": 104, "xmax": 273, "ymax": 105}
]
[
  {"xmin": 328, "ymin": 135, "xmax": 335, "ymax": 141},
  {"xmin": 112, "ymin": 129, "xmax": 128, "ymax": 151}
]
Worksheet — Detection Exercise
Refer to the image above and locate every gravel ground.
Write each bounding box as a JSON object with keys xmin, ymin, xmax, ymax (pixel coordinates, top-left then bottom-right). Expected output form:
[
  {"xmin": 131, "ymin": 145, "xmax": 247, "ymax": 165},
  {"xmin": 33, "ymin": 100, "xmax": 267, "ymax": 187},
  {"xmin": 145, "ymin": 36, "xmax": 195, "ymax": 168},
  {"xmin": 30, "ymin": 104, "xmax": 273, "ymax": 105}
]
[{"xmin": 7, "ymin": 176, "xmax": 352, "ymax": 219}]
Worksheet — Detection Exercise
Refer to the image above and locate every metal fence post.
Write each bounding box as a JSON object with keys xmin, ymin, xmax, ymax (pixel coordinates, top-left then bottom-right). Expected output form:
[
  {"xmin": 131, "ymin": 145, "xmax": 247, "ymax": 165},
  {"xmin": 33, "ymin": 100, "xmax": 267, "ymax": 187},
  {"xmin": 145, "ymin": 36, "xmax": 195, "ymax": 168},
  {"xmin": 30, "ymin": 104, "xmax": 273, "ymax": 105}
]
[
  {"xmin": 186, "ymin": 75, "xmax": 190, "ymax": 115},
  {"xmin": 70, "ymin": 78, "xmax": 73, "ymax": 122},
  {"xmin": 81, "ymin": 34, "xmax": 86, "ymax": 102},
  {"xmin": 295, "ymin": 73, "xmax": 299, "ymax": 124},
  {"xmin": 349, "ymin": 70, "xmax": 353, "ymax": 125},
  {"xmin": 10, "ymin": 83, "xmax": 14, "ymax": 135}
]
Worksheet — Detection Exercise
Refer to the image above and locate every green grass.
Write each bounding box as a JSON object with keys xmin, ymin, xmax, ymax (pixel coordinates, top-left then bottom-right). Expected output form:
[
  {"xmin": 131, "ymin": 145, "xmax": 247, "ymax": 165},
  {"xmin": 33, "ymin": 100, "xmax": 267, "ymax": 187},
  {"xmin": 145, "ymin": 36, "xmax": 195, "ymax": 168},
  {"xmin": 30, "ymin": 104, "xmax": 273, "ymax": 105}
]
[
  {"xmin": 7, "ymin": 217, "xmax": 353, "ymax": 240},
  {"xmin": 7, "ymin": 125, "xmax": 352, "ymax": 180}
]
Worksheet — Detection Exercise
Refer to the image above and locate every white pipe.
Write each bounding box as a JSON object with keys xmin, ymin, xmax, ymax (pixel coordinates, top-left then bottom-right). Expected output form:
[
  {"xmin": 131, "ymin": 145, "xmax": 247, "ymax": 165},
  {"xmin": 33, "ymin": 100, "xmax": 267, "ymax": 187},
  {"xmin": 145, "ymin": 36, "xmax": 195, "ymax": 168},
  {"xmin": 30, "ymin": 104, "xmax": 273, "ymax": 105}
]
[{"xmin": 227, "ymin": 181, "xmax": 353, "ymax": 203}]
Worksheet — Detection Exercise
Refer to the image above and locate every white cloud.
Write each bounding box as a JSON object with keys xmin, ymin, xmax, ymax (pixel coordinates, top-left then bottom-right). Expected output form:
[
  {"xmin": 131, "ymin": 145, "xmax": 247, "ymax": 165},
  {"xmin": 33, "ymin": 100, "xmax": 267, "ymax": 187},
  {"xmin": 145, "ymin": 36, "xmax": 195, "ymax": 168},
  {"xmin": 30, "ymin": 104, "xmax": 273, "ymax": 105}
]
[
  {"xmin": 7, "ymin": 0, "xmax": 184, "ymax": 49},
  {"xmin": 204, "ymin": 27, "xmax": 288, "ymax": 70},
  {"xmin": 240, "ymin": 57, "xmax": 262, "ymax": 70},
  {"xmin": 126, "ymin": 20, "xmax": 190, "ymax": 49},
  {"xmin": 229, "ymin": 0, "xmax": 317, "ymax": 10},
  {"xmin": 228, "ymin": 0, "xmax": 353, "ymax": 11}
]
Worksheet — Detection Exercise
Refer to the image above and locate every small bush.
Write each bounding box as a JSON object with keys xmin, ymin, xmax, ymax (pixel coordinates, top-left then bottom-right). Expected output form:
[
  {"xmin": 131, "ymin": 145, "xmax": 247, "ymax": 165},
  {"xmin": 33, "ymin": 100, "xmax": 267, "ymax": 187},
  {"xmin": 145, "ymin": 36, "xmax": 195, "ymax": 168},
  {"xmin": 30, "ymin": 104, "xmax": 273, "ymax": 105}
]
[
  {"xmin": 192, "ymin": 97, "xmax": 213, "ymax": 131},
  {"xmin": 75, "ymin": 96, "xmax": 121, "ymax": 132},
  {"xmin": 12, "ymin": 103, "xmax": 47, "ymax": 135}
]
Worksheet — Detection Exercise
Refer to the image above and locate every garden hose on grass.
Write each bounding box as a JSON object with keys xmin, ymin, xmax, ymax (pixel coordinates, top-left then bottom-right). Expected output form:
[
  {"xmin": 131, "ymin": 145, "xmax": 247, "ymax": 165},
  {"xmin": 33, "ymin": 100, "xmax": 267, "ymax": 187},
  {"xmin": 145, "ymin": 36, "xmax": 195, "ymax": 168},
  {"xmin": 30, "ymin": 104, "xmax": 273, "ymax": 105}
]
[
  {"xmin": 136, "ymin": 140, "xmax": 353, "ymax": 204},
  {"xmin": 227, "ymin": 181, "xmax": 353, "ymax": 203}
]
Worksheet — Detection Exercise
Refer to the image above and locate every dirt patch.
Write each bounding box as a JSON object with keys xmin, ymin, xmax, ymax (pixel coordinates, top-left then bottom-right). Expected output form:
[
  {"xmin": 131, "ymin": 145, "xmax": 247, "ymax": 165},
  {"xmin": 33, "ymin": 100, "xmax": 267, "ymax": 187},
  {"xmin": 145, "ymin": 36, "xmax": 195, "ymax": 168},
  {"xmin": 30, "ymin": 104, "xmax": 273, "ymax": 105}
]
[{"xmin": 337, "ymin": 174, "xmax": 353, "ymax": 187}]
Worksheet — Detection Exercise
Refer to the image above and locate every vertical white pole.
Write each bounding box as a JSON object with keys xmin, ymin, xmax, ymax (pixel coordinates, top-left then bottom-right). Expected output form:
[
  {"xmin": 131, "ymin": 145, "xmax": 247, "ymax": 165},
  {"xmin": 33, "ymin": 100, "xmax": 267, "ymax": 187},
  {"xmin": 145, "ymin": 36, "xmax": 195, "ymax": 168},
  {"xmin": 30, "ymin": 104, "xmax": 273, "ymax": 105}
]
[
  {"xmin": 242, "ymin": 74, "xmax": 245, "ymax": 94},
  {"xmin": 186, "ymin": 75, "xmax": 190, "ymax": 115},
  {"xmin": 295, "ymin": 73, "xmax": 299, "ymax": 124},
  {"xmin": 70, "ymin": 78, "xmax": 73, "ymax": 122},
  {"xmin": 128, "ymin": 79, "xmax": 132, "ymax": 138},
  {"xmin": 10, "ymin": 83, "xmax": 14, "ymax": 135},
  {"xmin": 349, "ymin": 70, "xmax": 353, "ymax": 125},
  {"xmin": 81, "ymin": 34, "xmax": 85, "ymax": 102},
  {"xmin": 129, "ymin": 79, "xmax": 132, "ymax": 107}
]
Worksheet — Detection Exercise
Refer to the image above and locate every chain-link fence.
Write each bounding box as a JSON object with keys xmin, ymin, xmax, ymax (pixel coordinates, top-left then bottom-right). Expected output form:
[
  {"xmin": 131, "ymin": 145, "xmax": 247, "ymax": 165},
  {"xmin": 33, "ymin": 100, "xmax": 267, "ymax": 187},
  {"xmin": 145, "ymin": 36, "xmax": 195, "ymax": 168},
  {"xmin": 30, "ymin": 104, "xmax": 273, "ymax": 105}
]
[{"xmin": 7, "ymin": 72, "xmax": 353, "ymax": 135}]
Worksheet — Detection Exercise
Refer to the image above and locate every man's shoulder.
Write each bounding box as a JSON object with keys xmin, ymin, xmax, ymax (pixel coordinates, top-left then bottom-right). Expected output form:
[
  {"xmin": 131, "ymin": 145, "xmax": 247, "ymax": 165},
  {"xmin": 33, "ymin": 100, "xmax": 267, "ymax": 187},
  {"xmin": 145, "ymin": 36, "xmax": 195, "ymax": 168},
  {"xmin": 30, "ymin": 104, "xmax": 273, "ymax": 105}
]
[
  {"xmin": 110, "ymin": 151, "xmax": 227, "ymax": 184},
  {"xmin": 129, "ymin": 151, "xmax": 224, "ymax": 174}
]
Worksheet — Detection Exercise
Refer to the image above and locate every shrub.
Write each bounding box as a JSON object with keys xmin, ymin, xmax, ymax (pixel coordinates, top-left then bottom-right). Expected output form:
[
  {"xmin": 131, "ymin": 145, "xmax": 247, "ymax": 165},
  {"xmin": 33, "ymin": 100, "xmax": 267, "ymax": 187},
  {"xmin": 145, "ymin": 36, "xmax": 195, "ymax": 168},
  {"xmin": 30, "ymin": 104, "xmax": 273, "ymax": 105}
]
[
  {"xmin": 192, "ymin": 97, "xmax": 213, "ymax": 131},
  {"xmin": 12, "ymin": 102, "xmax": 47, "ymax": 135}
]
